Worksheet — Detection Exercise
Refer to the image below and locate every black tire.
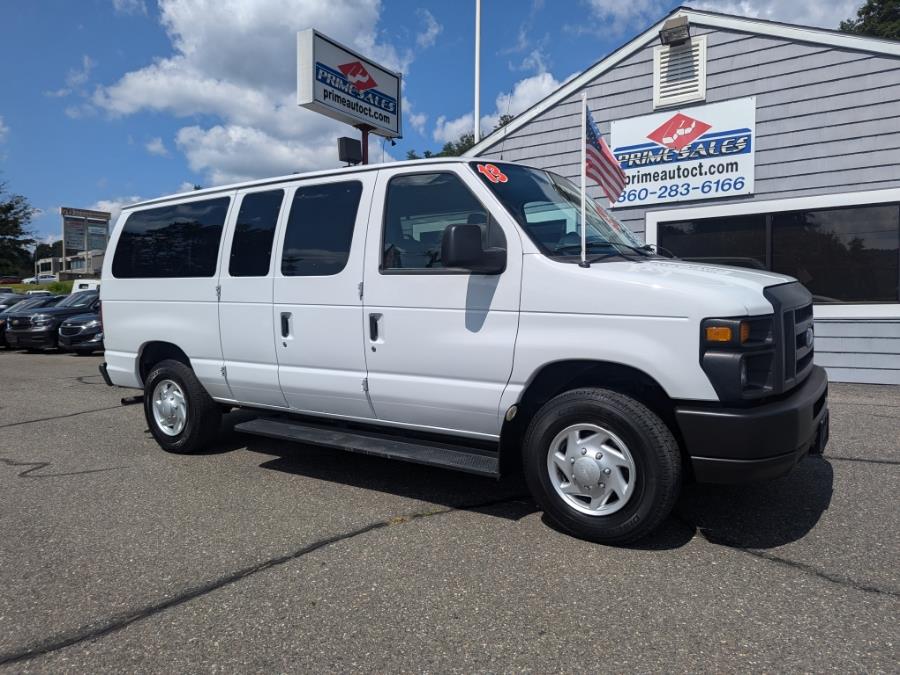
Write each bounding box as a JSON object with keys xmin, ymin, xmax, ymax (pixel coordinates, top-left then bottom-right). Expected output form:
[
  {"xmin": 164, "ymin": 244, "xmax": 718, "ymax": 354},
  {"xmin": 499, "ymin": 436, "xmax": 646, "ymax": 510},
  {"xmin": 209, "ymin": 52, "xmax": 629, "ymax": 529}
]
[
  {"xmin": 523, "ymin": 388, "xmax": 681, "ymax": 545},
  {"xmin": 143, "ymin": 359, "xmax": 221, "ymax": 454}
]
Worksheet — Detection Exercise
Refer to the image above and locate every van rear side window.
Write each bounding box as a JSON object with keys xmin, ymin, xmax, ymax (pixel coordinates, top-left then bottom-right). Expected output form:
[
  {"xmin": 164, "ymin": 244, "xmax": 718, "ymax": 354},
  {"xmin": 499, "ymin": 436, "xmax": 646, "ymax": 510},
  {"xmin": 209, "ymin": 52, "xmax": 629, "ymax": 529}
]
[
  {"xmin": 281, "ymin": 181, "xmax": 362, "ymax": 277},
  {"xmin": 112, "ymin": 197, "xmax": 230, "ymax": 278},
  {"xmin": 229, "ymin": 190, "xmax": 284, "ymax": 277}
]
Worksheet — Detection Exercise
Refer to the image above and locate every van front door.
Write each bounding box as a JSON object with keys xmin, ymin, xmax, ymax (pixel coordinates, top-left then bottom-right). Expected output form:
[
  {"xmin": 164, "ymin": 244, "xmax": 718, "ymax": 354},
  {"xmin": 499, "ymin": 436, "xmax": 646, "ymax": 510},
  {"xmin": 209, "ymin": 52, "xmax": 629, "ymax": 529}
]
[
  {"xmin": 362, "ymin": 165, "xmax": 522, "ymax": 439},
  {"xmin": 273, "ymin": 174, "xmax": 376, "ymax": 419}
]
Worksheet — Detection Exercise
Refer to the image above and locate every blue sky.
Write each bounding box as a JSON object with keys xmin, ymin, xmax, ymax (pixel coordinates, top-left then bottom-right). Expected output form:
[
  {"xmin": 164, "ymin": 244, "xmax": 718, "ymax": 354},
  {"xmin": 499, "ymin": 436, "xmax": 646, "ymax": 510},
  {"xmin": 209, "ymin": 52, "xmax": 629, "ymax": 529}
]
[{"xmin": 0, "ymin": 0, "xmax": 858, "ymax": 242}]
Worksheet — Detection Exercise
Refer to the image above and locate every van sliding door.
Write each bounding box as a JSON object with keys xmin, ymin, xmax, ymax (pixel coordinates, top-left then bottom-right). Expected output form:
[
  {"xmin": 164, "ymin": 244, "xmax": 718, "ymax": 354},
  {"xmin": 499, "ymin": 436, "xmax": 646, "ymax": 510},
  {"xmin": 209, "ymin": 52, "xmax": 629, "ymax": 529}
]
[{"xmin": 272, "ymin": 174, "xmax": 376, "ymax": 419}]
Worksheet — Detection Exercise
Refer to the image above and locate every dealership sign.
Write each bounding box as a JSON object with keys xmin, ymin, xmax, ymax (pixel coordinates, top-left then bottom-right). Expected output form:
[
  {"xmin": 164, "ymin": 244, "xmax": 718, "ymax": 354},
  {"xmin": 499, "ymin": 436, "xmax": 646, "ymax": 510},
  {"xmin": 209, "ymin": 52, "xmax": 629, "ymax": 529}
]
[
  {"xmin": 61, "ymin": 207, "xmax": 110, "ymax": 256},
  {"xmin": 610, "ymin": 97, "xmax": 755, "ymax": 208},
  {"xmin": 297, "ymin": 29, "xmax": 401, "ymax": 138}
]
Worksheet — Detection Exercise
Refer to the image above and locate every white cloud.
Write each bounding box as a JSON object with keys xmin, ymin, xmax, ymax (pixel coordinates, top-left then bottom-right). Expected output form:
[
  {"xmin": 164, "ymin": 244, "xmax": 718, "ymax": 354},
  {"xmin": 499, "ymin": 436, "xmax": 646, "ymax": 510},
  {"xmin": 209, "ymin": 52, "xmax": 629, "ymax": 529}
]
[
  {"xmin": 93, "ymin": 0, "xmax": 410, "ymax": 185},
  {"xmin": 433, "ymin": 70, "xmax": 566, "ymax": 143},
  {"xmin": 46, "ymin": 55, "xmax": 96, "ymax": 98},
  {"xmin": 403, "ymin": 97, "xmax": 427, "ymax": 135},
  {"xmin": 112, "ymin": 0, "xmax": 147, "ymax": 15},
  {"xmin": 0, "ymin": 116, "xmax": 8, "ymax": 143},
  {"xmin": 690, "ymin": 0, "xmax": 858, "ymax": 29},
  {"xmin": 415, "ymin": 9, "xmax": 442, "ymax": 49},
  {"xmin": 90, "ymin": 195, "xmax": 142, "ymax": 222},
  {"xmin": 584, "ymin": 0, "xmax": 858, "ymax": 32},
  {"xmin": 145, "ymin": 136, "xmax": 169, "ymax": 156}
]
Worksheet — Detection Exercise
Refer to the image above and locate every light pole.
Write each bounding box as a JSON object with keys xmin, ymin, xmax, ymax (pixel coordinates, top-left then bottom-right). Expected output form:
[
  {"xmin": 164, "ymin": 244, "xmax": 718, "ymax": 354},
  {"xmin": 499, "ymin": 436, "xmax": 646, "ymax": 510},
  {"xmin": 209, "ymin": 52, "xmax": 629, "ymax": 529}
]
[{"xmin": 474, "ymin": 0, "xmax": 481, "ymax": 143}]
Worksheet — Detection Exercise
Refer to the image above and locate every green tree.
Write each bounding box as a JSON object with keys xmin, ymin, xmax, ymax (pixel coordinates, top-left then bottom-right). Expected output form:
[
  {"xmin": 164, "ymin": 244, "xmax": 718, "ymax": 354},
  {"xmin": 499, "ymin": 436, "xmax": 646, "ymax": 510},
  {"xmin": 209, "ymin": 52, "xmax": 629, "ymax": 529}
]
[
  {"xmin": 840, "ymin": 0, "xmax": 900, "ymax": 40},
  {"xmin": 33, "ymin": 239, "xmax": 63, "ymax": 264},
  {"xmin": 0, "ymin": 183, "xmax": 36, "ymax": 276}
]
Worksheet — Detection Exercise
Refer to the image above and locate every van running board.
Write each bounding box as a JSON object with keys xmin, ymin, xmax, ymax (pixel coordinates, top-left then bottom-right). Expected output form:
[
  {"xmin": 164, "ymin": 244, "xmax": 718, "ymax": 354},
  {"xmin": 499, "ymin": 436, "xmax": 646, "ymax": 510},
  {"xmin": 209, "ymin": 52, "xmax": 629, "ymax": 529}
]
[{"xmin": 234, "ymin": 417, "xmax": 500, "ymax": 478}]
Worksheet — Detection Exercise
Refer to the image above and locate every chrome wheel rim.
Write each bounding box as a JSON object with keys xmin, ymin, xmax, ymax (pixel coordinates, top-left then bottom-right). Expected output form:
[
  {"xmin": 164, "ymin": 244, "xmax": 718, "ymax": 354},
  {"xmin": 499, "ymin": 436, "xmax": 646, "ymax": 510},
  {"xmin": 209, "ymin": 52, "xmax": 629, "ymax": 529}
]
[
  {"xmin": 151, "ymin": 379, "xmax": 187, "ymax": 437},
  {"xmin": 546, "ymin": 423, "xmax": 637, "ymax": 516}
]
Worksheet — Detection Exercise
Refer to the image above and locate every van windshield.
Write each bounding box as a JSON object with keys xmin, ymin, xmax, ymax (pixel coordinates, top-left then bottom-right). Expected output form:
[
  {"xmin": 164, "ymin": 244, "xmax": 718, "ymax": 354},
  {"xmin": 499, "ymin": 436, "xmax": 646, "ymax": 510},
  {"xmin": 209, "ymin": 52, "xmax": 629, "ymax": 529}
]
[{"xmin": 470, "ymin": 162, "xmax": 645, "ymax": 259}]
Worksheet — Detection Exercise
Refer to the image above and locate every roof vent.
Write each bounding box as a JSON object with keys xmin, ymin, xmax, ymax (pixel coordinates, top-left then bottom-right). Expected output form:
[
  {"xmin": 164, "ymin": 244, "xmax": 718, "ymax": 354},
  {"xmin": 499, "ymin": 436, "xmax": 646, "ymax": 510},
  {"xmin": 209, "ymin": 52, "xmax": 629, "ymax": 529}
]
[{"xmin": 653, "ymin": 35, "xmax": 706, "ymax": 109}]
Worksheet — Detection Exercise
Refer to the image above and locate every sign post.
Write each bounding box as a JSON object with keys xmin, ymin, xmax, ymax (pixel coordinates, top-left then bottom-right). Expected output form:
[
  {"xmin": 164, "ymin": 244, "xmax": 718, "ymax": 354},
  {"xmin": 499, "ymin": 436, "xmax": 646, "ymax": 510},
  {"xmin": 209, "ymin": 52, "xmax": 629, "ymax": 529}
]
[{"xmin": 297, "ymin": 29, "xmax": 401, "ymax": 164}]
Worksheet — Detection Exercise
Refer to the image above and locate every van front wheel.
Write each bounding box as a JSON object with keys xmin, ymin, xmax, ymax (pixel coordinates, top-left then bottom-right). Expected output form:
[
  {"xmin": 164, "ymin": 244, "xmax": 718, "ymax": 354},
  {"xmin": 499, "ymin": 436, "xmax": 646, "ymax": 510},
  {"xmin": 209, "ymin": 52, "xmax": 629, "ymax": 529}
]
[
  {"xmin": 143, "ymin": 359, "xmax": 221, "ymax": 454},
  {"xmin": 523, "ymin": 388, "xmax": 681, "ymax": 544}
]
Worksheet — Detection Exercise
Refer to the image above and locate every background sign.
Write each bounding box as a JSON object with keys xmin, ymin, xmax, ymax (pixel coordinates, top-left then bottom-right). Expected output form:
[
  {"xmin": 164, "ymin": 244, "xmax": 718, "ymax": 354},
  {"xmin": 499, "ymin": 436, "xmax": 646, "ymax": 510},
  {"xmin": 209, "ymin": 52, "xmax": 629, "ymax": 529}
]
[
  {"xmin": 297, "ymin": 29, "xmax": 401, "ymax": 138},
  {"xmin": 610, "ymin": 97, "xmax": 755, "ymax": 208},
  {"xmin": 61, "ymin": 207, "xmax": 110, "ymax": 256}
]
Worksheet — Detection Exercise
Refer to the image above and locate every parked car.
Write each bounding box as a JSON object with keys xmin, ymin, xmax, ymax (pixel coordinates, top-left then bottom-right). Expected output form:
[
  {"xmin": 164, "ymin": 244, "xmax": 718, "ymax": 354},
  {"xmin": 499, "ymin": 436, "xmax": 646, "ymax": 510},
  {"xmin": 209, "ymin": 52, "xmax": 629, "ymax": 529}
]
[
  {"xmin": 0, "ymin": 276, "xmax": 22, "ymax": 284},
  {"xmin": 22, "ymin": 277, "xmax": 37, "ymax": 284},
  {"xmin": 0, "ymin": 287, "xmax": 15, "ymax": 294},
  {"xmin": 71, "ymin": 279, "xmax": 101, "ymax": 292},
  {"xmin": 58, "ymin": 312, "xmax": 103, "ymax": 355},
  {"xmin": 99, "ymin": 158, "xmax": 829, "ymax": 544},
  {"xmin": 25, "ymin": 290, "xmax": 52, "ymax": 296},
  {"xmin": 0, "ymin": 294, "xmax": 28, "ymax": 311},
  {"xmin": 37, "ymin": 273, "xmax": 58, "ymax": 283},
  {"xmin": 5, "ymin": 291, "xmax": 99, "ymax": 350},
  {"xmin": 0, "ymin": 295, "xmax": 64, "ymax": 347}
]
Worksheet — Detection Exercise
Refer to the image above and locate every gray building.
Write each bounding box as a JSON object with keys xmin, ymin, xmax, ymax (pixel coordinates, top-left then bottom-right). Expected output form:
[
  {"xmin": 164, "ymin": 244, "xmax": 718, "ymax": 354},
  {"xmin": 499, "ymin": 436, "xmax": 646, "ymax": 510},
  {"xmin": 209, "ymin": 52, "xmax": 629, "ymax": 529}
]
[{"xmin": 467, "ymin": 7, "xmax": 900, "ymax": 384}]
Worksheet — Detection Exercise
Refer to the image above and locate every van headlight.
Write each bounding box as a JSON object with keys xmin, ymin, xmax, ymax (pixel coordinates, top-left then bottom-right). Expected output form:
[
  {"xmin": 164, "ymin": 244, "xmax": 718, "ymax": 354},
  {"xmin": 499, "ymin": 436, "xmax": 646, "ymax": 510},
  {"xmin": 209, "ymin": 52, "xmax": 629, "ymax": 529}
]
[{"xmin": 700, "ymin": 315, "xmax": 775, "ymax": 402}]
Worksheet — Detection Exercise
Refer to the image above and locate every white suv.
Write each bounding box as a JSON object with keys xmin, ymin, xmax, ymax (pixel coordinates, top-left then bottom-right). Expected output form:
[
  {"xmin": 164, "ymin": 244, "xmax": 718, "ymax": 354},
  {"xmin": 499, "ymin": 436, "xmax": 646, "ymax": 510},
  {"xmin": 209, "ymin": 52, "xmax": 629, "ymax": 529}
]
[{"xmin": 99, "ymin": 158, "xmax": 829, "ymax": 543}]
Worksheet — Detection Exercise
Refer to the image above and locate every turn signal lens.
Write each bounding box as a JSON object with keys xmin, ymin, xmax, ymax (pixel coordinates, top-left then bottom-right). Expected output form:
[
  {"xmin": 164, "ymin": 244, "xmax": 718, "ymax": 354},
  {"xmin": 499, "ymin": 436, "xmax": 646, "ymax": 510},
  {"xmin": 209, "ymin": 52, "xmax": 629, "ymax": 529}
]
[
  {"xmin": 740, "ymin": 321, "xmax": 750, "ymax": 343},
  {"xmin": 705, "ymin": 326, "xmax": 732, "ymax": 342}
]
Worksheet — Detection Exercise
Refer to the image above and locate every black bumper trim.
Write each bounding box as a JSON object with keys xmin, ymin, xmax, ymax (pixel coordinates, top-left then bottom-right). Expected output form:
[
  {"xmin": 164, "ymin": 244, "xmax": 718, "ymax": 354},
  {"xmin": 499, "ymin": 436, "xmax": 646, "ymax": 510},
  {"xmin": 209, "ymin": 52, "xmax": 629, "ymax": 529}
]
[
  {"xmin": 99, "ymin": 362, "xmax": 113, "ymax": 387},
  {"xmin": 676, "ymin": 365, "xmax": 829, "ymax": 483}
]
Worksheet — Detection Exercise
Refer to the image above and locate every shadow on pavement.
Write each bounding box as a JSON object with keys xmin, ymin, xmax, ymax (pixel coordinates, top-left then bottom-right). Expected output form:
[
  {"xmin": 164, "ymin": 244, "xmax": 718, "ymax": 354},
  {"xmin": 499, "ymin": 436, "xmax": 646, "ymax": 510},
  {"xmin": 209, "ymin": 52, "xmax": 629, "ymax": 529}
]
[
  {"xmin": 213, "ymin": 412, "xmax": 833, "ymax": 546},
  {"xmin": 677, "ymin": 455, "xmax": 834, "ymax": 549}
]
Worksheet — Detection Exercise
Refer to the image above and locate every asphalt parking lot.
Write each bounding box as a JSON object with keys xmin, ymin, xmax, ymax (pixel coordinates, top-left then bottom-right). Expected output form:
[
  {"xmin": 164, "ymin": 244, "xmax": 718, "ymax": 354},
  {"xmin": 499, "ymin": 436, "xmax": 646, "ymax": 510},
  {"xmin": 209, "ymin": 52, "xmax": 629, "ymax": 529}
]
[{"xmin": 0, "ymin": 351, "xmax": 897, "ymax": 672}]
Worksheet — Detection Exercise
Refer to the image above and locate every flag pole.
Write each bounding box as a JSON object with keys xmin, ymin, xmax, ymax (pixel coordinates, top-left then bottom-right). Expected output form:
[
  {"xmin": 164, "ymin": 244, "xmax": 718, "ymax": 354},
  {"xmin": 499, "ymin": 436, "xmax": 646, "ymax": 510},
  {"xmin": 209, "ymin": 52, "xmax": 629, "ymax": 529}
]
[
  {"xmin": 579, "ymin": 92, "xmax": 588, "ymax": 268},
  {"xmin": 474, "ymin": 0, "xmax": 481, "ymax": 143}
]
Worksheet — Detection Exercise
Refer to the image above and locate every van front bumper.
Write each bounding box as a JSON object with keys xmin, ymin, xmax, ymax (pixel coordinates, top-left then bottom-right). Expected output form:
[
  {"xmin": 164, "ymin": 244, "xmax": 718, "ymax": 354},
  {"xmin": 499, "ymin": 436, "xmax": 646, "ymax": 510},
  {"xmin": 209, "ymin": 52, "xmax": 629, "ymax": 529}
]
[{"xmin": 676, "ymin": 365, "xmax": 829, "ymax": 483}]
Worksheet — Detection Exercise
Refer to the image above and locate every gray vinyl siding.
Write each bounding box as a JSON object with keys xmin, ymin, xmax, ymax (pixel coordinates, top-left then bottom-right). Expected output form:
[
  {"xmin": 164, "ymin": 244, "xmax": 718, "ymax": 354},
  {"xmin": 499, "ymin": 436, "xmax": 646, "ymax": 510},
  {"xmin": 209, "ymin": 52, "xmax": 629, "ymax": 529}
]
[
  {"xmin": 475, "ymin": 23, "xmax": 900, "ymax": 384},
  {"xmin": 814, "ymin": 321, "xmax": 900, "ymax": 384}
]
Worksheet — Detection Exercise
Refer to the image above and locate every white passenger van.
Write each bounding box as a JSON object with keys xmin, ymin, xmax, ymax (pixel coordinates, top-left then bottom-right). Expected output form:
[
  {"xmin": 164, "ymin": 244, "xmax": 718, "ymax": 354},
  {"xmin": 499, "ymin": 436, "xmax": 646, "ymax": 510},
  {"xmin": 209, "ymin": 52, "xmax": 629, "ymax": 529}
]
[{"xmin": 100, "ymin": 158, "xmax": 828, "ymax": 543}]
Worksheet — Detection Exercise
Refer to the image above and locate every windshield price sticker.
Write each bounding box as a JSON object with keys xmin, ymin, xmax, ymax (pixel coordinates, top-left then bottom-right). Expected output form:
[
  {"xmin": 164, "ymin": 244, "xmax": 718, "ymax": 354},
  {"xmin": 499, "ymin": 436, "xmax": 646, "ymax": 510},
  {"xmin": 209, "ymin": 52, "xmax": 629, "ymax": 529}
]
[
  {"xmin": 609, "ymin": 98, "xmax": 756, "ymax": 208},
  {"xmin": 477, "ymin": 163, "xmax": 508, "ymax": 184}
]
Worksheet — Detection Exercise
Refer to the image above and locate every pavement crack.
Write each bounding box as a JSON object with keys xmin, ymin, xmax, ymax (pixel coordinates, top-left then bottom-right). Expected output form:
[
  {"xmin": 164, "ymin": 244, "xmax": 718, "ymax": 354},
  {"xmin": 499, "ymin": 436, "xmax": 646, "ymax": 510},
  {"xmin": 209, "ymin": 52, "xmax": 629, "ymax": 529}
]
[
  {"xmin": 0, "ymin": 405, "xmax": 124, "ymax": 429},
  {"xmin": 675, "ymin": 513, "xmax": 899, "ymax": 599},
  {"xmin": 0, "ymin": 494, "xmax": 528, "ymax": 667},
  {"xmin": 825, "ymin": 455, "xmax": 900, "ymax": 466},
  {"xmin": 0, "ymin": 457, "xmax": 126, "ymax": 479}
]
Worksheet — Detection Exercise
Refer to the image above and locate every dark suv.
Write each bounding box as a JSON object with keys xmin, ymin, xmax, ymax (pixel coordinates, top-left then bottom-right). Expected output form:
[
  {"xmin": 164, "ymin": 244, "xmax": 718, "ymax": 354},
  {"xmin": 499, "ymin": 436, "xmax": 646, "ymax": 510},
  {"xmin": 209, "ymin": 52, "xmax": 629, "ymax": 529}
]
[{"xmin": 5, "ymin": 291, "xmax": 100, "ymax": 350}]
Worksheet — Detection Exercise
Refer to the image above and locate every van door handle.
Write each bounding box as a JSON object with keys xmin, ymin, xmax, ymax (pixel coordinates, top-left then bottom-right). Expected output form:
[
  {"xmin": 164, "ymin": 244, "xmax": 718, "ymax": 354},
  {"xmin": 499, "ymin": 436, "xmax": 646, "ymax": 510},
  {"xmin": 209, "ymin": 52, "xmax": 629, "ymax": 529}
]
[
  {"xmin": 369, "ymin": 313, "xmax": 381, "ymax": 342},
  {"xmin": 281, "ymin": 312, "xmax": 291, "ymax": 338}
]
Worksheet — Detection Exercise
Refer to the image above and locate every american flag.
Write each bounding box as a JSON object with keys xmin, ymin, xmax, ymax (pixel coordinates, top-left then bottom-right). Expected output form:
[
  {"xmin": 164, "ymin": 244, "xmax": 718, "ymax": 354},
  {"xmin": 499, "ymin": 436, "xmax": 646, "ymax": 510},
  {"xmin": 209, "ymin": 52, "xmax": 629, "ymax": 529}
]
[{"xmin": 585, "ymin": 106, "xmax": 626, "ymax": 203}]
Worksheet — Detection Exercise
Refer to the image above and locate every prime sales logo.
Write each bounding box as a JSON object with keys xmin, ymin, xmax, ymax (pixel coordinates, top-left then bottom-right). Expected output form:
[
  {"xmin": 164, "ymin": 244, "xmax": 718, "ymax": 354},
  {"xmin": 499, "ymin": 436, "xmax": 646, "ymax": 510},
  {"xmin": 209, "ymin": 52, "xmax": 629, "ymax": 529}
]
[
  {"xmin": 337, "ymin": 61, "xmax": 378, "ymax": 91},
  {"xmin": 646, "ymin": 113, "xmax": 711, "ymax": 150}
]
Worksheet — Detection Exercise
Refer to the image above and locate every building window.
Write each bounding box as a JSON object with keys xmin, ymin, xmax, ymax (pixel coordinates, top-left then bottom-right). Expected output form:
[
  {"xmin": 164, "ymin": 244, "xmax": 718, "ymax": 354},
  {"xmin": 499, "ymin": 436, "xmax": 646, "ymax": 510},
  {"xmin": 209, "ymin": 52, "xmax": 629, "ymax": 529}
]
[
  {"xmin": 281, "ymin": 181, "xmax": 362, "ymax": 277},
  {"xmin": 659, "ymin": 203, "xmax": 900, "ymax": 304},
  {"xmin": 653, "ymin": 35, "xmax": 707, "ymax": 109}
]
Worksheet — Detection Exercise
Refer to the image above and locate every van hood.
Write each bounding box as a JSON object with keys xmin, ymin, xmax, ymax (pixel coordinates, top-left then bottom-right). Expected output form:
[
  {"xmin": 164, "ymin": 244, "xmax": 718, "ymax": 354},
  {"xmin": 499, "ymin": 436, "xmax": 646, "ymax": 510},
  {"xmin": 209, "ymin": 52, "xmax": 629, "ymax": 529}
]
[
  {"xmin": 521, "ymin": 254, "xmax": 801, "ymax": 318},
  {"xmin": 634, "ymin": 259, "xmax": 794, "ymax": 291}
]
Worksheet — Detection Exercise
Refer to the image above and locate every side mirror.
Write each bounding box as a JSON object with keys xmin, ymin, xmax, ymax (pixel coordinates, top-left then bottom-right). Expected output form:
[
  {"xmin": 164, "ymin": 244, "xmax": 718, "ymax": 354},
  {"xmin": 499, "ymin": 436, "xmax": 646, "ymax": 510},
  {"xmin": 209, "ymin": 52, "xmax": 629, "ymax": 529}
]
[{"xmin": 441, "ymin": 224, "xmax": 506, "ymax": 274}]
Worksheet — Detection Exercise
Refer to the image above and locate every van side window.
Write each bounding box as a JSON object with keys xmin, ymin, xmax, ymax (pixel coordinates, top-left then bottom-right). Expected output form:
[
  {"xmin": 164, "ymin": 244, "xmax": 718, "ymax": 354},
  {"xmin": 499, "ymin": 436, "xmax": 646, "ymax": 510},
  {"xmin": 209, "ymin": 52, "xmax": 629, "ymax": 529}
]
[
  {"xmin": 382, "ymin": 172, "xmax": 505, "ymax": 271},
  {"xmin": 112, "ymin": 197, "xmax": 230, "ymax": 278},
  {"xmin": 229, "ymin": 190, "xmax": 284, "ymax": 277},
  {"xmin": 281, "ymin": 181, "xmax": 362, "ymax": 277}
]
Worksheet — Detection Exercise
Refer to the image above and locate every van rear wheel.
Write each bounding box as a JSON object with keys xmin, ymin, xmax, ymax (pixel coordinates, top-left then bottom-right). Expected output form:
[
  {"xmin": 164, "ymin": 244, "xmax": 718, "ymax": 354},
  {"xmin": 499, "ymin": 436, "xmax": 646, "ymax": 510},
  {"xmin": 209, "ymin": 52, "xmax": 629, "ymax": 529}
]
[
  {"xmin": 523, "ymin": 388, "xmax": 681, "ymax": 544},
  {"xmin": 143, "ymin": 359, "xmax": 221, "ymax": 454}
]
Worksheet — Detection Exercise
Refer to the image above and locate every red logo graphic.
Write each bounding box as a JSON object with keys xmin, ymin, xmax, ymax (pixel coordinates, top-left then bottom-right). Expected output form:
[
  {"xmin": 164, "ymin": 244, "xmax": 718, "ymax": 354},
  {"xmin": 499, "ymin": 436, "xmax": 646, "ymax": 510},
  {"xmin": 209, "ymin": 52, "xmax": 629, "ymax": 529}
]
[
  {"xmin": 647, "ymin": 113, "xmax": 711, "ymax": 150},
  {"xmin": 338, "ymin": 62, "xmax": 377, "ymax": 91},
  {"xmin": 477, "ymin": 163, "xmax": 508, "ymax": 184}
]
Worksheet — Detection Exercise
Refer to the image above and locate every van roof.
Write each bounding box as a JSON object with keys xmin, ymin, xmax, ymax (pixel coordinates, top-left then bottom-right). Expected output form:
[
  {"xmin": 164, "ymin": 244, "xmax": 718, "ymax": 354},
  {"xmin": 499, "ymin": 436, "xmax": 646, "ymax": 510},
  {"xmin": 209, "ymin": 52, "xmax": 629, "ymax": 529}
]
[{"xmin": 128, "ymin": 156, "xmax": 494, "ymax": 211}]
